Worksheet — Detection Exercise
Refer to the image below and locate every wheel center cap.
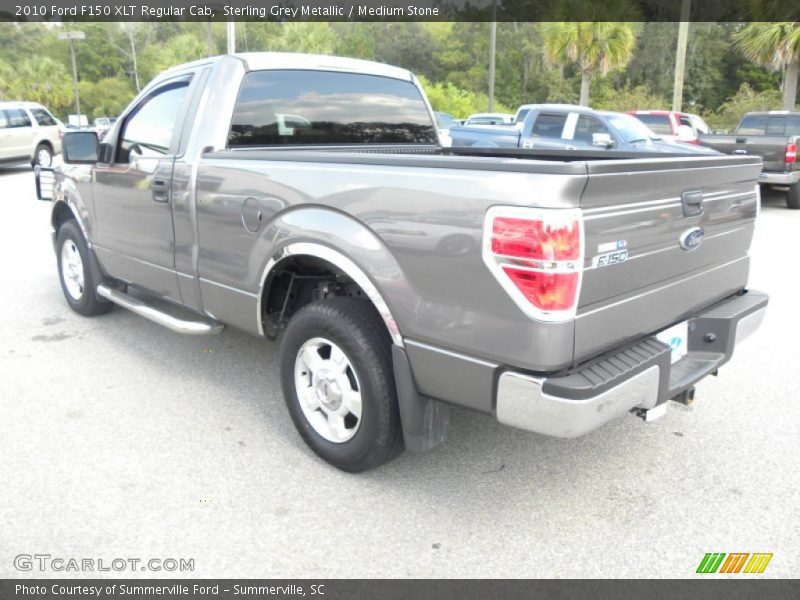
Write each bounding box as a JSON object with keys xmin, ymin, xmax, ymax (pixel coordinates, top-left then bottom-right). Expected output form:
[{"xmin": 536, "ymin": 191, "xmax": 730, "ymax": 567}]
[{"xmin": 315, "ymin": 371, "xmax": 342, "ymax": 410}]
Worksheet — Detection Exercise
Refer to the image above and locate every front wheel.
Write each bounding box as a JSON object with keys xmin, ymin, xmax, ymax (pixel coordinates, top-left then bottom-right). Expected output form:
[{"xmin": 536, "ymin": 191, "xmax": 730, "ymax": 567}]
[
  {"xmin": 56, "ymin": 220, "xmax": 112, "ymax": 316},
  {"xmin": 279, "ymin": 297, "xmax": 404, "ymax": 472}
]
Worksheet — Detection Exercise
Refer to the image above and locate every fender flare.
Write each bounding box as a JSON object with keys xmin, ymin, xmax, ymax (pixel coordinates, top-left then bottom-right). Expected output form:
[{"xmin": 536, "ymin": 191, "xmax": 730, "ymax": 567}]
[{"xmin": 257, "ymin": 241, "xmax": 404, "ymax": 347}]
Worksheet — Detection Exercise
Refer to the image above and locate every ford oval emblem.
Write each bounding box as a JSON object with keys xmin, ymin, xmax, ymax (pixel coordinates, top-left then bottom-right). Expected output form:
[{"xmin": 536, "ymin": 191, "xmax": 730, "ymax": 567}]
[{"xmin": 679, "ymin": 226, "xmax": 705, "ymax": 251}]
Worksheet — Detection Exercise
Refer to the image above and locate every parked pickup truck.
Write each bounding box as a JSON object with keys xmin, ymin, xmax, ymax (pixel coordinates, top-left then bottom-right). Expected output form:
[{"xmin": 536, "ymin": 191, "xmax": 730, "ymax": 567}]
[
  {"xmin": 699, "ymin": 111, "xmax": 800, "ymax": 209},
  {"xmin": 449, "ymin": 103, "xmax": 719, "ymax": 155},
  {"xmin": 37, "ymin": 53, "xmax": 767, "ymax": 472}
]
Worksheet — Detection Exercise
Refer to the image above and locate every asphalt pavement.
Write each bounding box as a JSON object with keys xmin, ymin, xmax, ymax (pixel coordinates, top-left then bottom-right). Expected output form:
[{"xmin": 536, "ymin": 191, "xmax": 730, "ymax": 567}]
[{"xmin": 1, "ymin": 166, "xmax": 798, "ymax": 578}]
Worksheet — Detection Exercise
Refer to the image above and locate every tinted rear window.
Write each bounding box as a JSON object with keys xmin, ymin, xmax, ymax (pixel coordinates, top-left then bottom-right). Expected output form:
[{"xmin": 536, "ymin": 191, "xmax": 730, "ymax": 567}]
[
  {"xmin": 31, "ymin": 108, "xmax": 57, "ymax": 127},
  {"xmin": 228, "ymin": 70, "xmax": 437, "ymax": 147},
  {"xmin": 633, "ymin": 114, "xmax": 673, "ymax": 134},
  {"xmin": 736, "ymin": 115, "xmax": 767, "ymax": 135}
]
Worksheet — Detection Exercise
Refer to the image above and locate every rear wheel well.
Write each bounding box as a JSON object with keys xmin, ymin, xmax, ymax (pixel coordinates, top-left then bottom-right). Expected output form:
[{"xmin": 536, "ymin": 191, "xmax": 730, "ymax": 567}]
[
  {"xmin": 37, "ymin": 140, "xmax": 54, "ymax": 151},
  {"xmin": 261, "ymin": 255, "xmax": 373, "ymax": 339}
]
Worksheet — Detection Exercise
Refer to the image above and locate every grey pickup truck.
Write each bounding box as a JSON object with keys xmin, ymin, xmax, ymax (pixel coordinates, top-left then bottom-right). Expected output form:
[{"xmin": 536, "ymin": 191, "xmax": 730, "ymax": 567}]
[
  {"xmin": 37, "ymin": 53, "xmax": 767, "ymax": 472},
  {"xmin": 449, "ymin": 103, "xmax": 719, "ymax": 155},
  {"xmin": 699, "ymin": 111, "xmax": 800, "ymax": 209}
]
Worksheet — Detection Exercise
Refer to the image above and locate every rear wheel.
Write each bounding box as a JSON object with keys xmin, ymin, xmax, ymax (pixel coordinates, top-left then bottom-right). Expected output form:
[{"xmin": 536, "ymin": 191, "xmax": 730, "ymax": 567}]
[
  {"xmin": 787, "ymin": 184, "xmax": 800, "ymax": 209},
  {"xmin": 33, "ymin": 143, "xmax": 53, "ymax": 168},
  {"xmin": 56, "ymin": 220, "xmax": 112, "ymax": 316},
  {"xmin": 279, "ymin": 297, "xmax": 404, "ymax": 472}
]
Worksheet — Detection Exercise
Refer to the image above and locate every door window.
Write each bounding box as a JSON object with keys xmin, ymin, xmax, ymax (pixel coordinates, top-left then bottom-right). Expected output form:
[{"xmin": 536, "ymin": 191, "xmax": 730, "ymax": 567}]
[
  {"xmin": 766, "ymin": 116, "xmax": 786, "ymax": 135},
  {"xmin": 574, "ymin": 115, "xmax": 610, "ymax": 144},
  {"xmin": 117, "ymin": 80, "xmax": 190, "ymax": 161},
  {"xmin": 0, "ymin": 111, "xmax": 8, "ymax": 129},
  {"xmin": 4, "ymin": 108, "xmax": 32, "ymax": 128},
  {"xmin": 531, "ymin": 113, "xmax": 567, "ymax": 138}
]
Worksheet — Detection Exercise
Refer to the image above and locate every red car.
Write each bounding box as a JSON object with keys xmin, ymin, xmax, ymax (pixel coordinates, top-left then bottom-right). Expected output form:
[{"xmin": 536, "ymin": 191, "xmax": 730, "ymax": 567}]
[{"xmin": 628, "ymin": 110, "xmax": 711, "ymax": 144}]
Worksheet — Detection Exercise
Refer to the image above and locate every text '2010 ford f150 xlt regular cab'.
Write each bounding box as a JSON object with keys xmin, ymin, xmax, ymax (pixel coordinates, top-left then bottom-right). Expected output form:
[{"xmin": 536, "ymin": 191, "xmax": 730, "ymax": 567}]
[{"xmin": 39, "ymin": 53, "xmax": 768, "ymax": 472}]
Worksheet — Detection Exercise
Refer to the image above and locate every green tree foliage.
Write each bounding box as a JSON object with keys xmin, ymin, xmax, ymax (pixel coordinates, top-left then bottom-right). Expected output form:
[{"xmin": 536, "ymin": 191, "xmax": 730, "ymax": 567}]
[
  {"xmin": 541, "ymin": 21, "xmax": 639, "ymax": 106},
  {"xmin": 592, "ymin": 84, "xmax": 669, "ymax": 111},
  {"xmin": 736, "ymin": 22, "xmax": 800, "ymax": 109},
  {"xmin": 0, "ymin": 21, "xmax": 792, "ymax": 125},
  {"xmin": 704, "ymin": 84, "xmax": 783, "ymax": 131},
  {"xmin": 418, "ymin": 75, "xmax": 512, "ymax": 118}
]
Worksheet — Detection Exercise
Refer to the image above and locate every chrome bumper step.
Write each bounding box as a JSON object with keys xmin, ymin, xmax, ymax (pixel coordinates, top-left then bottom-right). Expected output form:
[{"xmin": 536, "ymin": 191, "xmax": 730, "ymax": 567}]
[{"xmin": 96, "ymin": 284, "xmax": 224, "ymax": 335}]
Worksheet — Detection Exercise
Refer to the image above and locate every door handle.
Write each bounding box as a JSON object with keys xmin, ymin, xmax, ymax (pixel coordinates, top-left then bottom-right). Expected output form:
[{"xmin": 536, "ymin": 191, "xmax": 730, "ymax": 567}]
[
  {"xmin": 732, "ymin": 149, "xmax": 747, "ymax": 155},
  {"xmin": 152, "ymin": 179, "xmax": 168, "ymax": 203}
]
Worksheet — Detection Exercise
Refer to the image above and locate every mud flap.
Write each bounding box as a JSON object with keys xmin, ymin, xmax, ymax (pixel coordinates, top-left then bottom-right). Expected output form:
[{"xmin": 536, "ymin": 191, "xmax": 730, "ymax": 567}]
[{"xmin": 392, "ymin": 345, "xmax": 448, "ymax": 453}]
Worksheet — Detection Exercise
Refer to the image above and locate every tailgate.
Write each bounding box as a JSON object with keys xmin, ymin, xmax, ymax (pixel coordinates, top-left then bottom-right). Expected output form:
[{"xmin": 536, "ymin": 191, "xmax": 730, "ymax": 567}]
[
  {"xmin": 701, "ymin": 134, "xmax": 787, "ymax": 170},
  {"xmin": 574, "ymin": 155, "xmax": 762, "ymax": 362}
]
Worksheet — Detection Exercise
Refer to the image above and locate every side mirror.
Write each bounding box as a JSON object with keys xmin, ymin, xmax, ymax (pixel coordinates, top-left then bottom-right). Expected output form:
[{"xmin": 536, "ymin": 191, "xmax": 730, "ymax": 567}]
[
  {"xmin": 62, "ymin": 131, "xmax": 98, "ymax": 164},
  {"xmin": 676, "ymin": 124, "xmax": 695, "ymax": 141},
  {"xmin": 592, "ymin": 132, "xmax": 614, "ymax": 148}
]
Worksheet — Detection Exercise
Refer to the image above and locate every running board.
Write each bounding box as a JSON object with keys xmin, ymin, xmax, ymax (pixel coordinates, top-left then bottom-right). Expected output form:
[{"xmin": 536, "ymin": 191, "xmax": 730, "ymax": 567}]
[{"xmin": 96, "ymin": 284, "xmax": 224, "ymax": 335}]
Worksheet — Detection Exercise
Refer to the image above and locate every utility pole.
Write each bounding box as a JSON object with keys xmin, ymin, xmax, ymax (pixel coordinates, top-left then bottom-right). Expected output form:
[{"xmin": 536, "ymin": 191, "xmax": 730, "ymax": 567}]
[
  {"xmin": 58, "ymin": 31, "xmax": 86, "ymax": 123},
  {"xmin": 488, "ymin": 0, "xmax": 497, "ymax": 112},
  {"xmin": 227, "ymin": 21, "xmax": 235, "ymax": 54},
  {"xmin": 672, "ymin": 0, "xmax": 691, "ymax": 112}
]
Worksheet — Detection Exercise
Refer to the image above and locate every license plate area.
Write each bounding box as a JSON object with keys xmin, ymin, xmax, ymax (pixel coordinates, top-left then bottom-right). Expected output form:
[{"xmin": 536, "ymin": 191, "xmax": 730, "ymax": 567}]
[{"xmin": 656, "ymin": 321, "xmax": 689, "ymax": 364}]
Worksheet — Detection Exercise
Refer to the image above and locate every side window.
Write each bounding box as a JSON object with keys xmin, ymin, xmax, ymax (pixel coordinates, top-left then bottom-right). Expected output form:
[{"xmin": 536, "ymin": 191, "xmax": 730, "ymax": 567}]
[
  {"xmin": 679, "ymin": 115, "xmax": 692, "ymax": 128},
  {"xmin": 0, "ymin": 110, "xmax": 8, "ymax": 129},
  {"xmin": 531, "ymin": 113, "xmax": 567, "ymax": 139},
  {"xmin": 786, "ymin": 115, "xmax": 800, "ymax": 136},
  {"xmin": 118, "ymin": 80, "xmax": 190, "ymax": 161},
  {"xmin": 634, "ymin": 114, "xmax": 673, "ymax": 135},
  {"xmin": 736, "ymin": 115, "xmax": 767, "ymax": 135},
  {"xmin": 30, "ymin": 108, "xmax": 57, "ymax": 127},
  {"xmin": 574, "ymin": 115, "xmax": 610, "ymax": 143},
  {"xmin": 690, "ymin": 116, "xmax": 710, "ymax": 134},
  {"xmin": 766, "ymin": 116, "xmax": 786, "ymax": 135},
  {"xmin": 228, "ymin": 70, "xmax": 438, "ymax": 146},
  {"xmin": 5, "ymin": 108, "xmax": 32, "ymax": 128}
]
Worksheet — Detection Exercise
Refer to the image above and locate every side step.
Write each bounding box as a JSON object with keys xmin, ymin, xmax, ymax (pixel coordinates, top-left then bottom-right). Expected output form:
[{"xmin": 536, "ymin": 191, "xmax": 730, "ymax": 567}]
[{"xmin": 96, "ymin": 284, "xmax": 224, "ymax": 335}]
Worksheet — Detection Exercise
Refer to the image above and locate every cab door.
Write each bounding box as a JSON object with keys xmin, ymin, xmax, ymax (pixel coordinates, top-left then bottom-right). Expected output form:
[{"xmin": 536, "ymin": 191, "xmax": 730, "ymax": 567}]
[
  {"xmin": 1, "ymin": 108, "xmax": 35, "ymax": 160},
  {"xmin": 92, "ymin": 76, "xmax": 192, "ymax": 302}
]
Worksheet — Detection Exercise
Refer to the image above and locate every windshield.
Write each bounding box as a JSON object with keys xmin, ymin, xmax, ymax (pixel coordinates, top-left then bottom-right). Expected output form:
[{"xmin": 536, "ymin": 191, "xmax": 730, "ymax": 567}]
[{"xmin": 605, "ymin": 113, "xmax": 660, "ymax": 143}]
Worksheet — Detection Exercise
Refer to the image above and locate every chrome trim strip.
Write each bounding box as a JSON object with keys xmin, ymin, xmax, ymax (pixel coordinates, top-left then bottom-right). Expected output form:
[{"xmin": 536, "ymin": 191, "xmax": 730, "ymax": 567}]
[
  {"xmin": 256, "ymin": 242, "xmax": 404, "ymax": 347},
  {"xmin": 496, "ymin": 366, "xmax": 660, "ymax": 438},
  {"xmin": 199, "ymin": 276, "xmax": 259, "ymax": 298},
  {"xmin": 404, "ymin": 339, "xmax": 499, "ymax": 368},
  {"xmin": 576, "ymin": 256, "xmax": 748, "ymax": 318},
  {"xmin": 96, "ymin": 284, "xmax": 224, "ymax": 335},
  {"xmin": 583, "ymin": 190, "xmax": 755, "ymax": 220}
]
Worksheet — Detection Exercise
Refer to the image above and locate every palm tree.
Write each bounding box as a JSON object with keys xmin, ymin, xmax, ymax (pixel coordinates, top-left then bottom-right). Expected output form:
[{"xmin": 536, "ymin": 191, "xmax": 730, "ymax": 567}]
[
  {"xmin": 736, "ymin": 23, "xmax": 800, "ymax": 111},
  {"xmin": 541, "ymin": 21, "xmax": 638, "ymax": 106}
]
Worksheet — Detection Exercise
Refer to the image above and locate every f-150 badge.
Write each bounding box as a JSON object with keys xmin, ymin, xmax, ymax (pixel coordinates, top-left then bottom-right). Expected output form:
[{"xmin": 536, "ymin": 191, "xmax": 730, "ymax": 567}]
[{"xmin": 592, "ymin": 240, "xmax": 629, "ymax": 268}]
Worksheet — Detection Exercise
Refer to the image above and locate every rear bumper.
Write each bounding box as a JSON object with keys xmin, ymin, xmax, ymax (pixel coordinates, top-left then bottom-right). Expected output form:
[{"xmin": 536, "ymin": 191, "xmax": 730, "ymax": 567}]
[
  {"xmin": 496, "ymin": 290, "xmax": 768, "ymax": 438},
  {"xmin": 758, "ymin": 171, "xmax": 800, "ymax": 185}
]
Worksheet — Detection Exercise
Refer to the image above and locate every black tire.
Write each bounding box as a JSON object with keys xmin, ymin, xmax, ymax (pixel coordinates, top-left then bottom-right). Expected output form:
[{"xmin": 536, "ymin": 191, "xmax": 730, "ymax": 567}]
[
  {"xmin": 56, "ymin": 220, "xmax": 113, "ymax": 316},
  {"xmin": 787, "ymin": 183, "xmax": 800, "ymax": 209},
  {"xmin": 280, "ymin": 297, "xmax": 404, "ymax": 472},
  {"xmin": 33, "ymin": 143, "xmax": 53, "ymax": 168}
]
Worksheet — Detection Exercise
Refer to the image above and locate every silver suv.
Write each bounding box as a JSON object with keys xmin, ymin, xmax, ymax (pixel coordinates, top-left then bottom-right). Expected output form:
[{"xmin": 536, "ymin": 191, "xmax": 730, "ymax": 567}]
[{"xmin": 0, "ymin": 101, "xmax": 62, "ymax": 167}]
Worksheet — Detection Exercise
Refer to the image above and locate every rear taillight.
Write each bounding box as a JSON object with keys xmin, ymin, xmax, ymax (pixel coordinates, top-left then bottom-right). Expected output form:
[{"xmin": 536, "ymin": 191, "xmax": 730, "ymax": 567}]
[
  {"xmin": 483, "ymin": 207, "xmax": 583, "ymax": 321},
  {"xmin": 785, "ymin": 142, "xmax": 796, "ymax": 163}
]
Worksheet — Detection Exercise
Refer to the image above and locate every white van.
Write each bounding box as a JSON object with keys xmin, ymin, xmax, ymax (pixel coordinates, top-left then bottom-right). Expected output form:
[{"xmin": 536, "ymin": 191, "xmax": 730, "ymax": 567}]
[{"xmin": 0, "ymin": 101, "xmax": 62, "ymax": 167}]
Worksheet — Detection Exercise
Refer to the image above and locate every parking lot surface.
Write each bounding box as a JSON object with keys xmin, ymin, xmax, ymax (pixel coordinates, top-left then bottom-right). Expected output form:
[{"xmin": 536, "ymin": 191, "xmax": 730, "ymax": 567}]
[{"xmin": 1, "ymin": 166, "xmax": 798, "ymax": 578}]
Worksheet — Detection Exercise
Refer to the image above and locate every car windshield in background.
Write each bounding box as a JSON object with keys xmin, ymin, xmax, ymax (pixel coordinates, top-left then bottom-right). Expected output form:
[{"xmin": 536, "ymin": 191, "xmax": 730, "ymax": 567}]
[
  {"xmin": 606, "ymin": 113, "xmax": 660, "ymax": 143},
  {"xmin": 229, "ymin": 70, "xmax": 438, "ymax": 146},
  {"xmin": 633, "ymin": 113, "xmax": 673, "ymax": 134}
]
